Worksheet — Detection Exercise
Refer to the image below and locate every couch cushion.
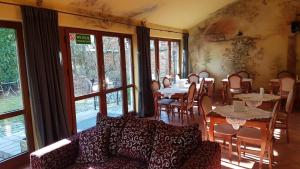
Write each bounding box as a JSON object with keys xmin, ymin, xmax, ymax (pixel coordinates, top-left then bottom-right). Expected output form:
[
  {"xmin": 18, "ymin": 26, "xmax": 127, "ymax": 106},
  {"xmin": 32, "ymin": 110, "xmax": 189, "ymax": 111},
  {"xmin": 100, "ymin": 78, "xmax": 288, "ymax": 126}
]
[
  {"xmin": 76, "ymin": 126, "xmax": 109, "ymax": 164},
  {"xmin": 97, "ymin": 115, "xmax": 127, "ymax": 155},
  {"xmin": 68, "ymin": 156, "xmax": 147, "ymax": 169},
  {"xmin": 117, "ymin": 118, "xmax": 156, "ymax": 162},
  {"xmin": 148, "ymin": 123, "xmax": 200, "ymax": 169}
]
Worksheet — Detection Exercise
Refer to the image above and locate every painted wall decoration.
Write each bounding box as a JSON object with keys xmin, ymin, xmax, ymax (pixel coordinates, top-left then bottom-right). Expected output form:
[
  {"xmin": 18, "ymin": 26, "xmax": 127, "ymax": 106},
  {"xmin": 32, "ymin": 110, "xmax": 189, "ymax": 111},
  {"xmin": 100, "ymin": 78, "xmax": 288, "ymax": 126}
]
[
  {"xmin": 189, "ymin": 0, "xmax": 300, "ymax": 90},
  {"xmin": 69, "ymin": 0, "xmax": 132, "ymax": 29}
]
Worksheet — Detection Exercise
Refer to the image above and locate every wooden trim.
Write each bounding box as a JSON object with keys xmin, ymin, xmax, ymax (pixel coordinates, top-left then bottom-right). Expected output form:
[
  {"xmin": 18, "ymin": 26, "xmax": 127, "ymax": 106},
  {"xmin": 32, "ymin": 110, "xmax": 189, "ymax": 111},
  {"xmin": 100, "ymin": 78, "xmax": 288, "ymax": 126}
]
[
  {"xmin": 61, "ymin": 27, "xmax": 135, "ymax": 132},
  {"xmin": 151, "ymin": 37, "xmax": 181, "ymax": 42},
  {"xmin": 151, "ymin": 37, "xmax": 181, "ymax": 79},
  {"xmin": 0, "ymin": 152, "xmax": 30, "ymax": 169},
  {"xmin": 0, "ymin": 110, "xmax": 22, "ymax": 120},
  {"xmin": 0, "ymin": 20, "xmax": 34, "ymax": 166},
  {"xmin": 168, "ymin": 41, "xmax": 171, "ymax": 74},
  {"xmin": 96, "ymin": 31, "xmax": 107, "ymax": 116},
  {"xmin": 120, "ymin": 37, "xmax": 128, "ymax": 114},
  {"xmin": 59, "ymin": 27, "xmax": 73, "ymax": 134},
  {"xmin": 74, "ymin": 92, "xmax": 101, "ymax": 101}
]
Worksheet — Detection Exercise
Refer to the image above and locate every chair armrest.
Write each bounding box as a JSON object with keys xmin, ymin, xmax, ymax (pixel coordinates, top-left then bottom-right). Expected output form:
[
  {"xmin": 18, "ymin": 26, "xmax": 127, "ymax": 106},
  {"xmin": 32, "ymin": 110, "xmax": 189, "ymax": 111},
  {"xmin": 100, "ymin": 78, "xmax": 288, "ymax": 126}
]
[
  {"xmin": 180, "ymin": 141, "xmax": 221, "ymax": 169},
  {"xmin": 30, "ymin": 133, "xmax": 80, "ymax": 169}
]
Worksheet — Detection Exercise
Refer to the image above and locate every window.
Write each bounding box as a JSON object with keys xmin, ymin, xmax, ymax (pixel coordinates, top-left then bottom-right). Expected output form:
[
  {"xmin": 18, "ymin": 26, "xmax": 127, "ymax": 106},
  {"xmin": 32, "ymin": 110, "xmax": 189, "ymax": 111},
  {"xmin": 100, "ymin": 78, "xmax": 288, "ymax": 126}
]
[
  {"xmin": 150, "ymin": 38, "xmax": 180, "ymax": 81},
  {"xmin": 0, "ymin": 21, "xmax": 33, "ymax": 165},
  {"xmin": 63, "ymin": 29, "xmax": 135, "ymax": 133}
]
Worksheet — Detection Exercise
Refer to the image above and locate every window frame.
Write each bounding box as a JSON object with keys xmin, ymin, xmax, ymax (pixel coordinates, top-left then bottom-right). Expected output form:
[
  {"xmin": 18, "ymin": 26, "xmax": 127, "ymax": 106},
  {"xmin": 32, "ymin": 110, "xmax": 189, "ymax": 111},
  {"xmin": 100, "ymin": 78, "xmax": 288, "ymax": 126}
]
[
  {"xmin": 0, "ymin": 21, "xmax": 34, "ymax": 168},
  {"xmin": 60, "ymin": 27, "xmax": 135, "ymax": 134},
  {"xmin": 150, "ymin": 37, "xmax": 181, "ymax": 80}
]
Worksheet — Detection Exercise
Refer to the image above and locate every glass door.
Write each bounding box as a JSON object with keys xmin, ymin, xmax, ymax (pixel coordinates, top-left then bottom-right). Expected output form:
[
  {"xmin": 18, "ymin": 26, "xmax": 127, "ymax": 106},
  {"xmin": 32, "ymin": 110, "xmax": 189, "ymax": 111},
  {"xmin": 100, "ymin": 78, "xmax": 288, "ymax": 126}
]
[
  {"xmin": 64, "ymin": 29, "xmax": 135, "ymax": 133},
  {"xmin": 102, "ymin": 36, "xmax": 124, "ymax": 117},
  {"xmin": 67, "ymin": 32, "xmax": 102, "ymax": 132},
  {"xmin": 0, "ymin": 21, "xmax": 33, "ymax": 166}
]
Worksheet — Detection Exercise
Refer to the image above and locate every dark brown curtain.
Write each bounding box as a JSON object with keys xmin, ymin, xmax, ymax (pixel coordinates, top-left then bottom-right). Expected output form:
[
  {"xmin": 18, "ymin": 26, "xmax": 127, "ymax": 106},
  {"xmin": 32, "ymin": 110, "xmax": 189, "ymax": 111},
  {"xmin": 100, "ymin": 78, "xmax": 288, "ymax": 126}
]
[
  {"xmin": 21, "ymin": 6, "xmax": 70, "ymax": 147},
  {"xmin": 182, "ymin": 33, "xmax": 189, "ymax": 78},
  {"xmin": 136, "ymin": 26, "xmax": 154, "ymax": 117}
]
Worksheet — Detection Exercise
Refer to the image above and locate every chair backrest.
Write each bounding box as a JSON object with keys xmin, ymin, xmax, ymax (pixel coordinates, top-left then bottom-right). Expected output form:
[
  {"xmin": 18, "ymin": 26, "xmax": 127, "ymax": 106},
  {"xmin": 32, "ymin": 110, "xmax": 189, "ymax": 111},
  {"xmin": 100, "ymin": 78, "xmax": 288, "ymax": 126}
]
[
  {"xmin": 228, "ymin": 74, "xmax": 242, "ymax": 89},
  {"xmin": 187, "ymin": 82, "xmax": 197, "ymax": 105},
  {"xmin": 285, "ymin": 89, "xmax": 295, "ymax": 114},
  {"xmin": 236, "ymin": 70, "xmax": 250, "ymax": 78},
  {"xmin": 162, "ymin": 77, "xmax": 171, "ymax": 88},
  {"xmin": 280, "ymin": 77, "xmax": 295, "ymax": 93},
  {"xmin": 151, "ymin": 80, "xmax": 160, "ymax": 91},
  {"xmin": 199, "ymin": 95, "xmax": 213, "ymax": 124},
  {"xmin": 188, "ymin": 73, "xmax": 200, "ymax": 84},
  {"xmin": 198, "ymin": 78, "xmax": 205, "ymax": 96},
  {"xmin": 268, "ymin": 101, "xmax": 279, "ymax": 141},
  {"xmin": 277, "ymin": 70, "xmax": 295, "ymax": 79},
  {"xmin": 199, "ymin": 71, "xmax": 210, "ymax": 78}
]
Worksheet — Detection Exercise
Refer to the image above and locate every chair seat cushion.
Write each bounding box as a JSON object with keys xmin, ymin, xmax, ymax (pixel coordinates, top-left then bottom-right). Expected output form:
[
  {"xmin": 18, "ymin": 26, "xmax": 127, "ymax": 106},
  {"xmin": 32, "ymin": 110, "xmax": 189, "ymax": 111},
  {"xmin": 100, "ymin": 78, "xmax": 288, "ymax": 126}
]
[
  {"xmin": 148, "ymin": 123, "xmax": 200, "ymax": 169},
  {"xmin": 237, "ymin": 127, "xmax": 261, "ymax": 140},
  {"xmin": 68, "ymin": 156, "xmax": 146, "ymax": 169},
  {"xmin": 76, "ymin": 127, "xmax": 109, "ymax": 164},
  {"xmin": 117, "ymin": 118, "xmax": 155, "ymax": 162},
  {"xmin": 214, "ymin": 124, "xmax": 237, "ymax": 135},
  {"xmin": 158, "ymin": 98, "xmax": 175, "ymax": 105}
]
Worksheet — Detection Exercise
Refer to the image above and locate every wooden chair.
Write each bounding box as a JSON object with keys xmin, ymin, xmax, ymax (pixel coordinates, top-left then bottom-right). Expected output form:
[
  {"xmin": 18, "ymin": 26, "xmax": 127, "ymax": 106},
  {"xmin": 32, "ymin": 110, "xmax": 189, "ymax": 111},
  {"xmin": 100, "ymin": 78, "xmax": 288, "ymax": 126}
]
[
  {"xmin": 236, "ymin": 70, "xmax": 250, "ymax": 78},
  {"xmin": 162, "ymin": 77, "xmax": 171, "ymax": 88},
  {"xmin": 277, "ymin": 70, "xmax": 295, "ymax": 79},
  {"xmin": 227, "ymin": 74, "xmax": 243, "ymax": 104},
  {"xmin": 170, "ymin": 82, "xmax": 197, "ymax": 123},
  {"xmin": 199, "ymin": 70, "xmax": 210, "ymax": 78},
  {"xmin": 275, "ymin": 89, "xmax": 295, "ymax": 143},
  {"xmin": 199, "ymin": 95, "xmax": 237, "ymax": 161},
  {"xmin": 279, "ymin": 77, "xmax": 295, "ymax": 99},
  {"xmin": 194, "ymin": 78, "xmax": 205, "ymax": 108},
  {"xmin": 237, "ymin": 101, "xmax": 279, "ymax": 169},
  {"xmin": 151, "ymin": 80, "xmax": 174, "ymax": 119},
  {"xmin": 188, "ymin": 73, "xmax": 200, "ymax": 84}
]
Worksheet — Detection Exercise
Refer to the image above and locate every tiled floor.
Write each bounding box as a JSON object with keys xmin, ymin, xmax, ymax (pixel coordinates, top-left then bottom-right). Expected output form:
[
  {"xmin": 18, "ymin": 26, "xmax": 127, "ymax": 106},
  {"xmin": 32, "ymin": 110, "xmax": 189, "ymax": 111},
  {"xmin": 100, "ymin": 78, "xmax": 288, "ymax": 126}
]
[{"xmin": 149, "ymin": 107, "xmax": 300, "ymax": 169}]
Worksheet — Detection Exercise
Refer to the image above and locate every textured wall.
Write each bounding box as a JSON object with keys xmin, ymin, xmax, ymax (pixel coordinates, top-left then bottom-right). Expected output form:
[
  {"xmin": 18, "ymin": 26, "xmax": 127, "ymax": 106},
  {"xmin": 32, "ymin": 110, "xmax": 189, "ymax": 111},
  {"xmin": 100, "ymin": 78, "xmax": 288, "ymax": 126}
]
[{"xmin": 189, "ymin": 0, "xmax": 300, "ymax": 90}]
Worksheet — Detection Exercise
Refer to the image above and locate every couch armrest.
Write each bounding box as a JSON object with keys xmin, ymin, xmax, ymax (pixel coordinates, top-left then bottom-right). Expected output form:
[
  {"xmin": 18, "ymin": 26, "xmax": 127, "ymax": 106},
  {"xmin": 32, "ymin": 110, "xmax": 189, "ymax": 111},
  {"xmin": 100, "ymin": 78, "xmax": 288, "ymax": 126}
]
[
  {"xmin": 30, "ymin": 134, "xmax": 80, "ymax": 169},
  {"xmin": 180, "ymin": 141, "xmax": 221, "ymax": 169}
]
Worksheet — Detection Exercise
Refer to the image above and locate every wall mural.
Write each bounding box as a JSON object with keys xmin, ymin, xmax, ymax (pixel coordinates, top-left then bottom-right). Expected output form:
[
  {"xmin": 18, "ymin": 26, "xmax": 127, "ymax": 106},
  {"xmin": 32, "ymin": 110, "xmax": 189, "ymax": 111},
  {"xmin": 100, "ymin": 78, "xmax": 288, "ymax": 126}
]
[
  {"xmin": 68, "ymin": 0, "xmax": 159, "ymax": 29},
  {"xmin": 189, "ymin": 0, "xmax": 300, "ymax": 90}
]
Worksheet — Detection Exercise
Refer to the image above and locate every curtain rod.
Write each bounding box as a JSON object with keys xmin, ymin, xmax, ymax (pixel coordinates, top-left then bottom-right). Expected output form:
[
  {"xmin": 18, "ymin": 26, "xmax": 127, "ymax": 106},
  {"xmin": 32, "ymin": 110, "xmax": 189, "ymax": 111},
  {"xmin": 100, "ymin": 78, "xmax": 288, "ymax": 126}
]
[{"xmin": 0, "ymin": 1, "xmax": 184, "ymax": 34}]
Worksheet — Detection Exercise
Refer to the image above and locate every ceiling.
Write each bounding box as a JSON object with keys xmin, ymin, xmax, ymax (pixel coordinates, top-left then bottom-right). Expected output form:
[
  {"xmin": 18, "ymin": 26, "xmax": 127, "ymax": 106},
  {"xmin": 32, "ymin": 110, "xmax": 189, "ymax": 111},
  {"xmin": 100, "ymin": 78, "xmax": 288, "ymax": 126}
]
[{"xmin": 7, "ymin": 0, "xmax": 236, "ymax": 29}]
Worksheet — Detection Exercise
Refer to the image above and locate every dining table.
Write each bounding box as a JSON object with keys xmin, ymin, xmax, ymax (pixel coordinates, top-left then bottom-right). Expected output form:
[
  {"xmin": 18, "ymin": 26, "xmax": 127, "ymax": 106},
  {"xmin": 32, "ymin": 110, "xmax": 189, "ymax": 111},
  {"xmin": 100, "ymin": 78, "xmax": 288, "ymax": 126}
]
[
  {"xmin": 207, "ymin": 103, "xmax": 276, "ymax": 165},
  {"xmin": 233, "ymin": 93, "xmax": 280, "ymax": 107}
]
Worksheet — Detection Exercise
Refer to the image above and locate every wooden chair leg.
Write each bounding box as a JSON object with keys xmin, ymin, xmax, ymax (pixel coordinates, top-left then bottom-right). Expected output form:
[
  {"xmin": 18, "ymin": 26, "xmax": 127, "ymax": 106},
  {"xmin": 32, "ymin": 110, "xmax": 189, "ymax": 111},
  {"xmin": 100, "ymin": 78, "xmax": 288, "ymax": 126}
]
[
  {"xmin": 237, "ymin": 139, "xmax": 241, "ymax": 164},
  {"xmin": 243, "ymin": 142, "xmax": 246, "ymax": 156},
  {"xmin": 228, "ymin": 138, "xmax": 232, "ymax": 162},
  {"xmin": 268, "ymin": 144, "xmax": 273, "ymax": 169}
]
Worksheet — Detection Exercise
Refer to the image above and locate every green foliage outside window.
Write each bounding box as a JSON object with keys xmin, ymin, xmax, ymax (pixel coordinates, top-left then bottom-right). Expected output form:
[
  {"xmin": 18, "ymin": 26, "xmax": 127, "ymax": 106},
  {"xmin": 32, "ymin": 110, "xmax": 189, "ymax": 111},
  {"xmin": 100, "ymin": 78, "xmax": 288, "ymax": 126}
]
[{"xmin": 0, "ymin": 28, "xmax": 19, "ymax": 83}]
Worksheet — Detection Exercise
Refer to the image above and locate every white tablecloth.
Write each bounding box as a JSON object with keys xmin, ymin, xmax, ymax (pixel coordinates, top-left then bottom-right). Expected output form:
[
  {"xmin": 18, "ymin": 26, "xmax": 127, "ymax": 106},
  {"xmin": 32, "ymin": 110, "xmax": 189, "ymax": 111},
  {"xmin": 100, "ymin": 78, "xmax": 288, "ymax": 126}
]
[
  {"xmin": 213, "ymin": 105, "xmax": 273, "ymax": 129},
  {"xmin": 234, "ymin": 93, "xmax": 280, "ymax": 101},
  {"xmin": 222, "ymin": 78, "xmax": 252, "ymax": 83},
  {"xmin": 181, "ymin": 77, "xmax": 215, "ymax": 82},
  {"xmin": 158, "ymin": 84, "xmax": 200, "ymax": 98}
]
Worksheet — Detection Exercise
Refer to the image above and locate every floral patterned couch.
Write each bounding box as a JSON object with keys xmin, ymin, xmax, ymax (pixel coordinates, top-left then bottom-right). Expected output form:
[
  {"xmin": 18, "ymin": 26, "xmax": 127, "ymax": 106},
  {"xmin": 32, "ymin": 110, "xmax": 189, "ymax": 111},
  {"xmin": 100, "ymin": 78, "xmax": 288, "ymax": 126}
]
[{"xmin": 30, "ymin": 114, "xmax": 221, "ymax": 169}]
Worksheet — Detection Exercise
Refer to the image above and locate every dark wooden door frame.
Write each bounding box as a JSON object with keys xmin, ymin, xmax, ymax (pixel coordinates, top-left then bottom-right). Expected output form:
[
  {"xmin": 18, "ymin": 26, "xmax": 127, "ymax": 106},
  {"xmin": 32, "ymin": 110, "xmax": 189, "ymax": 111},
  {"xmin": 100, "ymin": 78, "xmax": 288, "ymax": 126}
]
[{"xmin": 60, "ymin": 27, "xmax": 135, "ymax": 134}]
